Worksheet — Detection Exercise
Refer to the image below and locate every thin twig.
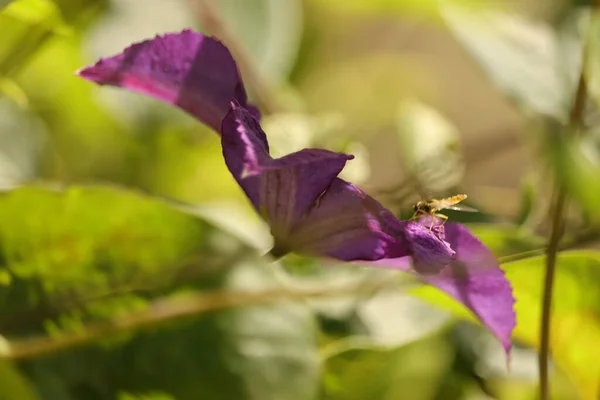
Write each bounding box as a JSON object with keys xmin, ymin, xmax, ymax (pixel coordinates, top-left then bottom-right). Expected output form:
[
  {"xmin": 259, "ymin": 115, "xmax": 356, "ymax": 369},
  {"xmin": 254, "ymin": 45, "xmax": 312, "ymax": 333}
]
[
  {"xmin": 0, "ymin": 277, "xmax": 405, "ymax": 361},
  {"xmin": 538, "ymin": 71, "xmax": 587, "ymax": 399},
  {"xmin": 189, "ymin": 0, "xmax": 279, "ymax": 114}
]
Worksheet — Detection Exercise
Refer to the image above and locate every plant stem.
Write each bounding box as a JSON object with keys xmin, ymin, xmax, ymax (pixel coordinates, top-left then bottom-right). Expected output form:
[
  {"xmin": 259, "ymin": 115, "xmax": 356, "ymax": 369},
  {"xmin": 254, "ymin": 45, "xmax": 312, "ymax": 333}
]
[
  {"xmin": 189, "ymin": 0, "xmax": 279, "ymax": 115},
  {"xmin": 538, "ymin": 71, "xmax": 586, "ymax": 399},
  {"xmin": 0, "ymin": 277, "xmax": 406, "ymax": 361}
]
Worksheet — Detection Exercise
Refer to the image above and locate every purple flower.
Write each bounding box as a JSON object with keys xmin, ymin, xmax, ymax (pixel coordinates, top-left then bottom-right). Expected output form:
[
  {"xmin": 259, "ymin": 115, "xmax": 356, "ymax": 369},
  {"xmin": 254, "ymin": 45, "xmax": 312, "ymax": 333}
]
[{"xmin": 78, "ymin": 30, "xmax": 515, "ymax": 355}]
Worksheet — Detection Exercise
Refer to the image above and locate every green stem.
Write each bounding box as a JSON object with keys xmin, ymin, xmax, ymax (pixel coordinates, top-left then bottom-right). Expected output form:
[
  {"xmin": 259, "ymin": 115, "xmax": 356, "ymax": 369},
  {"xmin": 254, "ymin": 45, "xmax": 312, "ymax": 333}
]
[{"xmin": 538, "ymin": 70, "xmax": 587, "ymax": 399}]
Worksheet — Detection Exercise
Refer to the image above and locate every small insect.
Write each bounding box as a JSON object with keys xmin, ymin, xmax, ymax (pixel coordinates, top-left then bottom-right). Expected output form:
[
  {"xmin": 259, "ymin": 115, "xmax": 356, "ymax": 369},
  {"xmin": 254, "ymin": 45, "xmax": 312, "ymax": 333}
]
[{"xmin": 411, "ymin": 194, "xmax": 478, "ymax": 230}]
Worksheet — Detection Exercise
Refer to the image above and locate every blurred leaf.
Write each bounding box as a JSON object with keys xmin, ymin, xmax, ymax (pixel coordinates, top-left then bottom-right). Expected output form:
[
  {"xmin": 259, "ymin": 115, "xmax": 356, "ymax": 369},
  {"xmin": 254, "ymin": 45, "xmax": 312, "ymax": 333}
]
[
  {"xmin": 1, "ymin": 0, "xmax": 67, "ymax": 32},
  {"xmin": 0, "ymin": 0, "xmax": 68, "ymax": 77},
  {"xmin": 441, "ymin": 3, "xmax": 586, "ymax": 121},
  {"xmin": 208, "ymin": 0, "xmax": 304, "ymax": 83},
  {"xmin": 19, "ymin": 262, "xmax": 320, "ymax": 400},
  {"xmin": 467, "ymin": 225, "xmax": 545, "ymax": 258},
  {"xmin": 0, "ymin": 184, "xmax": 251, "ymax": 333},
  {"xmin": 0, "ymin": 270, "xmax": 11, "ymax": 286},
  {"xmin": 542, "ymin": 118, "xmax": 600, "ymax": 222},
  {"xmin": 322, "ymin": 334, "xmax": 453, "ymax": 400},
  {"xmin": 0, "ymin": 98, "xmax": 46, "ymax": 188},
  {"xmin": 0, "ymin": 78, "xmax": 28, "ymax": 107},
  {"xmin": 413, "ymin": 251, "xmax": 600, "ymax": 400},
  {"xmin": 515, "ymin": 175, "xmax": 537, "ymax": 226},
  {"xmin": 489, "ymin": 377, "xmax": 580, "ymax": 400},
  {"xmin": 16, "ymin": 35, "xmax": 138, "ymax": 182},
  {"xmin": 118, "ymin": 393, "xmax": 174, "ymax": 400},
  {"xmin": 315, "ymin": 0, "xmax": 492, "ymax": 21},
  {"xmin": 0, "ymin": 184, "xmax": 319, "ymax": 399},
  {"xmin": 0, "ymin": 359, "xmax": 39, "ymax": 400},
  {"xmin": 585, "ymin": 11, "xmax": 600, "ymax": 111},
  {"xmin": 395, "ymin": 100, "xmax": 464, "ymax": 193}
]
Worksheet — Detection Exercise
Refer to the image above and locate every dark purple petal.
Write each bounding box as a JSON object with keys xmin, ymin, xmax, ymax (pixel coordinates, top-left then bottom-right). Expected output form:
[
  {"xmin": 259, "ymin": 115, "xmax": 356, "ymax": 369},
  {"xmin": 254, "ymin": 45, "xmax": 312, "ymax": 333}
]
[
  {"xmin": 77, "ymin": 30, "xmax": 257, "ymax": 132},
  {"xmin": 405, "ymin": 222, "xmax": 455, "ymax": 275},
  {"xmin": 290, "ymin": 179, "xmax": 410, "ymax": 261},
  {"xmin": 221, "ymin": 103, "xmax": 354, "ymax": 240},
  {"xmin": 362, "ymin": 222, "xmax": 515, "ymax": 355}
]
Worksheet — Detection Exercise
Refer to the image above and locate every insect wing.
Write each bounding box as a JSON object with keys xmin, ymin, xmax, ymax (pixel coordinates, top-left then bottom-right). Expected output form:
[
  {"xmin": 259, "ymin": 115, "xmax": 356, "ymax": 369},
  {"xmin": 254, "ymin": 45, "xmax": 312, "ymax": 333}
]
[{"xmin": 446, "ymin": 204, "xmax": 478, "ymax": 213}]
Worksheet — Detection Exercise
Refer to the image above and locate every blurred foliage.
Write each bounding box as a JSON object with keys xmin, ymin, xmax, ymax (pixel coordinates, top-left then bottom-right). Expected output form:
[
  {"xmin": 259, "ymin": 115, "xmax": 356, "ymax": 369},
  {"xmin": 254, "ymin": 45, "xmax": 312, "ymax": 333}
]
[
  {"xmin": 414, "ymin": 251, "xmax": 600, "ymax": 400},
  {"xmin": 0, "ymin": 0, "xmax": 599, "ymax": 399}
]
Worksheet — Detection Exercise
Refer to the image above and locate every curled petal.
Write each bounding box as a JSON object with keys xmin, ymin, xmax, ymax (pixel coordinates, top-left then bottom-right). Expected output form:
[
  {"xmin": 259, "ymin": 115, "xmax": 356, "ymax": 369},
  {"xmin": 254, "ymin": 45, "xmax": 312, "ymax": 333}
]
[
  {"xmin": 405, "ymin": 222, "xmax": 455, "ymax": 275},
  {"xmin": 78, "ymin": 30, "xmax": 257, "ymax": 132},
  {"xmin": 291, "ymin": 179, "xmax": 410, "ymax": 261},
  {"xmin": 221, "ymin": 104, "xmax": 353, "ymax": 240}
]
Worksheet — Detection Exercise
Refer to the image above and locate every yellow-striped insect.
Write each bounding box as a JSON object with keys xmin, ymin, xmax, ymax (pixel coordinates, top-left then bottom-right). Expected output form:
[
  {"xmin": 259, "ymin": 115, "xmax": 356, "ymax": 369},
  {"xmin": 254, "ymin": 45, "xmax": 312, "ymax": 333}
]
[{"xmin": 411, "ymin": 194, "xmax": 477, "ymax": 229}]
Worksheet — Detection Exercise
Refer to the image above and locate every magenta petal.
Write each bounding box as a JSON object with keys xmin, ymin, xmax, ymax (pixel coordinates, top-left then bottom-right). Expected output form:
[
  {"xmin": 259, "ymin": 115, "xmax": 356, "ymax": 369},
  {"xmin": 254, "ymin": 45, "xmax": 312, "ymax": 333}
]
[
  {"xmin": 422, "ymin": 223, "xmax": 516, "ymax": 354},
  {"xmin": 360, "ymin": 222, "xmax": 515, "ymax": 354},
  {"xmin": 221, "ymin": 104, "xmax": 354, "ymax": 239},
  {"xmin": 405, "ymin": 222, "xmax": 455, "ymax": 275},
  {"xmin": 291, "ymin": 179, "xmax": 410, "ymax": 261},
  {"xmin": 221, "ymin": 102, "xmax": 270, "ymax": 209},
  {"xmin": 78, "ymin": 30, "xmax": 256, "ymax": 132}
]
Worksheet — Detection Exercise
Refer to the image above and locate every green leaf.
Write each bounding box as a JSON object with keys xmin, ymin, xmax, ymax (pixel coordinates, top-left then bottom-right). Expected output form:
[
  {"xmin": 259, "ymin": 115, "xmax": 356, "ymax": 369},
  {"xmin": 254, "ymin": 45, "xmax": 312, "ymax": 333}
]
[
  {"xmin": 412, "ymin": 251, "xmax": 600, "ymax": 400},
  {"xmin": 0, "ymin": 358, "xmax": 39, "ymax": 400},
  {"xmin": 0, "ymin": 184, "xmax": 251, "ymax": 332},
  {"xmin": 0, "ymin": 184, "xmax": 319, "ymax": 399},
  {"xmin": 440, "ymin": 3, "xmax": 586, "ymax": 121},
  {"xmin": 206, "ymin": 0, "xmax": 304, "ymax": 83},
  {"xmin": 322, "ymin": 334, "xmax": 453, "ymax": 400},
  {"xmin": 0, "ymin": 0, "xmax": 69, "ymax": 77},
  {"xmin": 18, "ymin": 262, "xmax": 320, "ymax": 400},
  {"xmin": 585, "ymin": 11, "xmax": 600, "ymax": 111},
  {"xmin": 315, "ymin": 0, "xmax": 490, "ymax": 21},
  {"xmin": 541, "ymin": 118, "xmax": 600, "ymax": 222},
  {"xmin": 467, "ymin": 225, "xmax": 545, "ymax": 259},
  {"xmin": 1, "ymin": 0, "xmax": 67, "ymax": 31},
  {"xmin": 0, "ymin": 0, "xmax": 14, "ymax": 9}
]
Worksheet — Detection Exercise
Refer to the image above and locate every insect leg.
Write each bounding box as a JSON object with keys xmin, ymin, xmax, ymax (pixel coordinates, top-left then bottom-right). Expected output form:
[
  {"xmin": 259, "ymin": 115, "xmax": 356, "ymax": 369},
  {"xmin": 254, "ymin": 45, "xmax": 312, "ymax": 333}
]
[{"xmin": 437, "ymin": 213, "xmax": 448, "ymax": 227}]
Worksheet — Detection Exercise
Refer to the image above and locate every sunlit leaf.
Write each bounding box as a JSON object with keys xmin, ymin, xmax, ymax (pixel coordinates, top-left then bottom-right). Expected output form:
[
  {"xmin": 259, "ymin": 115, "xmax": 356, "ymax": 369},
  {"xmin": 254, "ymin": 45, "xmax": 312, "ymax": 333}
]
[
  {"xmin": 466, "ymin": 225, "xmax": 545, "ymax": 258},
  {"xmin": 413, "ymin": 251, "xmax": 600, "ymax": 400},
  {"xmin": 0, "ymin": 0, "xmax": 68, "ymax": 77},
  {"xmin": 441, "ymin": 3, "xmax": 586, "ymax": 121},
  {"xmin": 322, "ymin": 334, "xmax": 453, "ymax": 400},
  {"xmin": 0, "ymin": 0, "xmax": 14, "ymax": 9},
  {"xmin": 1, "ymin": 0, "xmax": 67, "ymax": 33},
  {"xmin": 315, "ymin": 0, "xmax": 492, "ymax": 21},
  {"xmin": 0, "ymin": 184, "xmax": 251, "ymax": 333}
]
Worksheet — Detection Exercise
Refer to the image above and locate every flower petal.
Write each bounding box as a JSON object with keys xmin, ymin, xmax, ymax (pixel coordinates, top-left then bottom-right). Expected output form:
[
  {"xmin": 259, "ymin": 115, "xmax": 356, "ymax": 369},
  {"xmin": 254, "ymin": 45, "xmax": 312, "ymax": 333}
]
[
  {"xmin": 291, "ymin": 179, "xmax": 410, "ymax": 261},
  {"xmin": 404, "ymin": 222, "xmax": 455, "ymax": 275},
  {"xmin": 360, "ymin": 222, "xmax": 515, "ymax": 354},
  {"xmin": 78, "ymin": 30, "xmax": 257, "ymax": 132},
  {"xmin": 221, "ymin": 104, "xmax": 353, "ymax": 240},
  {"xmin": 422, "ymin": 223, "xmax": 516, "ymax": 354}
]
